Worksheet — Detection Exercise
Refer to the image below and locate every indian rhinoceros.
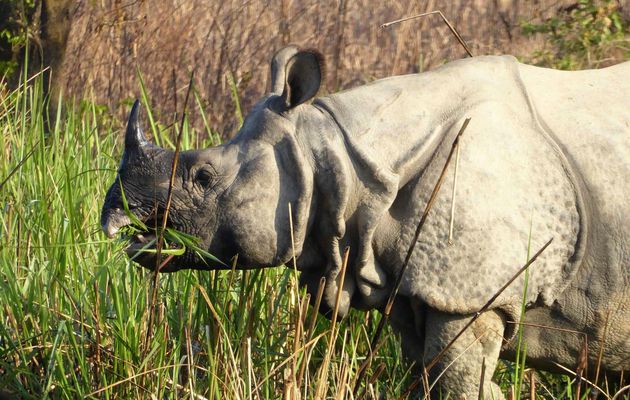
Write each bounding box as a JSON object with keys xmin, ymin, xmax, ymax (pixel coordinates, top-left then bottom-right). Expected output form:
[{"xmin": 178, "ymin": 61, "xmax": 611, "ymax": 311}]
[{"xmin": 101, "ymin": 45, "xmax": 630, "ymax": 398}]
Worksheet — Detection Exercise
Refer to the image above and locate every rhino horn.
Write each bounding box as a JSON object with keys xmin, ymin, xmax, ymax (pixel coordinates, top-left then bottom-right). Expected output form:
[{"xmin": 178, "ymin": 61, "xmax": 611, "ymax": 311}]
[{"xmin": 124, "ymin": 99, "xmax": 149, "ymax": 152}]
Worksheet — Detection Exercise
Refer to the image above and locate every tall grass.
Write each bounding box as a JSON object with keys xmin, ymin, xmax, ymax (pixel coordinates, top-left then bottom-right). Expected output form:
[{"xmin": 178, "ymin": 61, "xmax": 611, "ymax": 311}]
[{"xmin": 0, "ymin": 74, "xmax": 412, "ymax": 399}]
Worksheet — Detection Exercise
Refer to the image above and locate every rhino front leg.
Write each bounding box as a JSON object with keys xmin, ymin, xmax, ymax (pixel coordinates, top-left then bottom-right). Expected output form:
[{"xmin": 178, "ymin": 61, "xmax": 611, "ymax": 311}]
[{"xmin": 424, "ymin": 309, "xmax": 506, "ymax": 400}]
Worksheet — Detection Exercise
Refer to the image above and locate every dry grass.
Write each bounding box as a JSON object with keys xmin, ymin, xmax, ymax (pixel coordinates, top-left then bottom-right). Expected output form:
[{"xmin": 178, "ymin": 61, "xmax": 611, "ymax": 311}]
[{"xmin": 57, "ymin": 0, "xmax": 582, "ymax": 138}]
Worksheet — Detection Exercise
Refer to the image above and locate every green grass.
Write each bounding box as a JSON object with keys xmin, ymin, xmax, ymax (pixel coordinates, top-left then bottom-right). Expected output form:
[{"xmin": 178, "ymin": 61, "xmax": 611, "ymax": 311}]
[
  {"xmin": 0, "ymin": 72, "xmax": 625, "ymax": 400},
  {"xmin": 0, "ymin": 73, "xmax": 412, "ymax": 399}
]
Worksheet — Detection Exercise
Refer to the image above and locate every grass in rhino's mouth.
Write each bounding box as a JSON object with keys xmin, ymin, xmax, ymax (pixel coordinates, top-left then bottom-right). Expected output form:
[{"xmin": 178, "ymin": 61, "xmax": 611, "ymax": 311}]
[
  {"xmin": 116, "ymin": 182, "xmax": 225, "ymax": 266},
  {"xmin": 120, "ymin": 225, "xmax": 185, "ymax": 257},
  {"xmin": 118, "ymin": 221, "xmax": 226, "ymax": 267}
]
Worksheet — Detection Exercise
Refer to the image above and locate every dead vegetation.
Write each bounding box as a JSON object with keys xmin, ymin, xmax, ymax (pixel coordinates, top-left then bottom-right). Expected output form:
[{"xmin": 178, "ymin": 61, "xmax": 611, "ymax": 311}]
[{"xmin": 56, "ymin": 0, "xmax": 604, "ymax": 138}]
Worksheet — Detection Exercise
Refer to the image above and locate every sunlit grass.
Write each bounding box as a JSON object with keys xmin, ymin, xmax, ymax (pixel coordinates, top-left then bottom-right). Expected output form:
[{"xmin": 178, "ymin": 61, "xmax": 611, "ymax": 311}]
[{"xmin": 0, "ymin": 73, "xmax": 411, "ymax": 399}]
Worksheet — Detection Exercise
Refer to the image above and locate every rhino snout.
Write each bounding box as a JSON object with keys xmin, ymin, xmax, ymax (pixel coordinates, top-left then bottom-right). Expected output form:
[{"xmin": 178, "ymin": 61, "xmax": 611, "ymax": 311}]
[{"xmin": 101, "ymin": 208, "xmax": 132, "ymax": 238}]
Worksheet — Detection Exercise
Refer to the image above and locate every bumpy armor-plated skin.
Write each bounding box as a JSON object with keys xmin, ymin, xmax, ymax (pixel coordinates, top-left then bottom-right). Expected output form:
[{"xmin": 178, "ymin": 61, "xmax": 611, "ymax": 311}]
[{"xmin": 101, "ymin": 47, "xmax": 630, "ymax": 398}]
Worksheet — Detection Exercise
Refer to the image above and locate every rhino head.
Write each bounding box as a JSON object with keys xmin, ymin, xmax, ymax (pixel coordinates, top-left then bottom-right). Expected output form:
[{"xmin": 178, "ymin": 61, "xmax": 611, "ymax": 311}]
[{"xmin": 101, "ymin": 46, "xmax": 323, "ymax": 272}]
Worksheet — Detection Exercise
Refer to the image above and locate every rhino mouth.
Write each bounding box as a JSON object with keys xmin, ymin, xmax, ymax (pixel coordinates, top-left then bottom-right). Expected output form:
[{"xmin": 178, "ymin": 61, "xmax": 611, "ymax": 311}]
[
  {"xmin": 125, "ymin": 231, "xmax": 157, "ymax": 257},
  {"xmin": 104, "ymin": 207, "xmax": 225, "ymax": 271},
  {"xmin": 123, "ymin": 212, "xmax": 185, "ymax": 272}
]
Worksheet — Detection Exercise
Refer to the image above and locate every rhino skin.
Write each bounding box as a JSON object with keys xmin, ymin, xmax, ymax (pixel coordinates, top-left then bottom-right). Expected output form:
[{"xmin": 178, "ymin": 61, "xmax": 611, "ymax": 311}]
[{"xmin": 101, "ymin": 45, "xmax": 630, "ymax": 398}]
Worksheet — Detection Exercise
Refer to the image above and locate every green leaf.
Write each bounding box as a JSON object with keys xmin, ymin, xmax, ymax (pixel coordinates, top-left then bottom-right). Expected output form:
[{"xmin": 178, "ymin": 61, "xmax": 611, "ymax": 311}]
[{"xmin": 118, "ymin": 179, "xmax": 148, "ymax": 231}]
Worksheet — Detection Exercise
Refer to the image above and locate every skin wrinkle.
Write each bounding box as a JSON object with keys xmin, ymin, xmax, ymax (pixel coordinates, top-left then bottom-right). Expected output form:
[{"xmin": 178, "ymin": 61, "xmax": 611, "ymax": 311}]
[
  {"xmin": 271, "ymin": 137, "xmax": 303, "ymax": 263},
  {"xmin": 512, "ymin": 62, "xmax": 587, "ymax": 303},
  {"xmin": 307, "ymin": 138, "xmax": 353, "ymax": 314},
  {"xmin": 341, "ymin": 134, "xmax": 398, "ymax": 297}
]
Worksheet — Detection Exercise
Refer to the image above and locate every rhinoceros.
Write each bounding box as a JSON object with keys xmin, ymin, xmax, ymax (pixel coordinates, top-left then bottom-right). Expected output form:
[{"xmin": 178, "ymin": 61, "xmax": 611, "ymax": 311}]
[{"xmin": 101, "ymin": 45, "xmax": 630, "ymax": 398}]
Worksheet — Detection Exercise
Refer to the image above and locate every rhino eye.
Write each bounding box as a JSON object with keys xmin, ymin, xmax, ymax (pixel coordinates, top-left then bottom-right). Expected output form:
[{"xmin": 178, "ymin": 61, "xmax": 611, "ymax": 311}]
[{"xmin": 195, "ymin": 166, "xmax": 215, "ymax": 189}]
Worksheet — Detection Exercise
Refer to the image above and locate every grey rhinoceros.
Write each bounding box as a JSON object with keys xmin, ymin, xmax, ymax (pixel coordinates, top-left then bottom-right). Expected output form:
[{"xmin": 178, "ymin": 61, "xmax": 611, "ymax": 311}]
[{"xmin": 101, "ymin": 45, "xmax": 630, "ymax": 398}]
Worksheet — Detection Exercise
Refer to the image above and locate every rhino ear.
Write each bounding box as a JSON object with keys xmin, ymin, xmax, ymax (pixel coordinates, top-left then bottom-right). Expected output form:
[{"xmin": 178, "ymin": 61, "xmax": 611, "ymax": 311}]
[
  {"xmin": 272, "ymin": 47, "xmax": 324, "ymax": 109},
  {"xmin": 271, "ymin": 45, "xmax": 299, "ymax": 94},
  {"xmin": 124, "ymin": 99, "xmax": 149, "ymax": 151}
]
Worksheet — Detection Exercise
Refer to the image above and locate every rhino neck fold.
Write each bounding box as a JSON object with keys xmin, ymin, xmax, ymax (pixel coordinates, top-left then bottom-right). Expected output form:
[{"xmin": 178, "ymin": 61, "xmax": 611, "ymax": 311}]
[
  {"xmin": 291, "ymin": 79, "xmax": 472, "ymax": 316},
  {"xmin": 312, "ymin": 95, "xmax": 469, "ymax": 308}
]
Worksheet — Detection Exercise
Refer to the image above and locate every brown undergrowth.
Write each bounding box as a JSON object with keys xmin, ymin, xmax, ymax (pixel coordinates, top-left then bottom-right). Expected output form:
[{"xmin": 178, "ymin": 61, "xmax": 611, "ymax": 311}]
[{"xmin": 55, "ymin": 0, "xmax": 602, "ymax": 139}]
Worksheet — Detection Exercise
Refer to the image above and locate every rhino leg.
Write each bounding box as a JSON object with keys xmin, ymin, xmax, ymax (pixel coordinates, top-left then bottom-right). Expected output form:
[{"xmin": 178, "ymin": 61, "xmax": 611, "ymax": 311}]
[
  {"xmin": 424, "ymin": 309, "xmax": 506, "ymax": 400},
  {"xmin": 390, "ymin": 297, "xmax": 427, "ymax": 363}
]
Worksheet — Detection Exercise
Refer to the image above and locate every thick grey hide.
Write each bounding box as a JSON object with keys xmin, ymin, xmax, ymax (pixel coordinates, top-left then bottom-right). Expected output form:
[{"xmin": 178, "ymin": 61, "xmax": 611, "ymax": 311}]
[
  {"xmin": 102, "ymin": 49, "xmax": 630, "ymax": 398},
  {"xmin": 308, "ymin": 56, "xmax": 625, "ymax": 322}
]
